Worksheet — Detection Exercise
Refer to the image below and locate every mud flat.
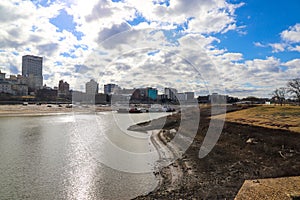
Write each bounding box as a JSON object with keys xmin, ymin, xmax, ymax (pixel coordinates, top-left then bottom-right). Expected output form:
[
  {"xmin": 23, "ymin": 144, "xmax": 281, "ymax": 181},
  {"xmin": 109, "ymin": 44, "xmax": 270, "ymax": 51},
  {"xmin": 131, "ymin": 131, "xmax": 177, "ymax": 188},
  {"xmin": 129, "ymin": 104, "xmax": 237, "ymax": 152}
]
[
  {"xmin": 132, "ymin": 105, "xmax": 300, "ymax": 199},
  {"xmin": 0, "ymin": 104, "xmax": 112, "ymax": 116}
]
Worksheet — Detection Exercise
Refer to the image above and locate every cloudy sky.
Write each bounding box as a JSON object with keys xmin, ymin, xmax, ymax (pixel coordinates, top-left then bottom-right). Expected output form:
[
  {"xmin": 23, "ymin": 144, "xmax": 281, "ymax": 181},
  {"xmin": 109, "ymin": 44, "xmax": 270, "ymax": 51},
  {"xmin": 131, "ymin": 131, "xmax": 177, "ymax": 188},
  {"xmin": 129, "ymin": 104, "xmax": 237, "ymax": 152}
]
[{"xmin": 0, "ymin": 0, "xmax": 299, "ymax": 97}]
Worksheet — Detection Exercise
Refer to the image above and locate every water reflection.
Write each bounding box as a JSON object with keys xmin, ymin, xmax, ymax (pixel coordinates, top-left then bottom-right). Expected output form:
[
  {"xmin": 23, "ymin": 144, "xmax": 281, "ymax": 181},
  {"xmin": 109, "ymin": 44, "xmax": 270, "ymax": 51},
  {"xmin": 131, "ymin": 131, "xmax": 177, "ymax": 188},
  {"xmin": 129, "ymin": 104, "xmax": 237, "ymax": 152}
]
[{"xmin": 0, "ymin": 113, "xmax": 159, "ymax": 199}]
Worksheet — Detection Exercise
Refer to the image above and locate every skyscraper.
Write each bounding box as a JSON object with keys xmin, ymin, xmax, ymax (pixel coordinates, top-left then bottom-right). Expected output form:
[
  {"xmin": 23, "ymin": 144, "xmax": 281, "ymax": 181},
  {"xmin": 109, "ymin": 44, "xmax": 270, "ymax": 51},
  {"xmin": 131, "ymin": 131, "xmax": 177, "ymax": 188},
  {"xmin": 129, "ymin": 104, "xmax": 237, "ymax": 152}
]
[
  {"xmin": 104, "ymin": 83, "xmax": 120, "ymax": 94},
  {"xmin": 22, "ymin": 55, "xmax": 43, "ymax": 91},
  {"xmin": 165, "ymin": 87, "xmax": 178, "ymax": 101},
  {"xmin": 86, "ymin": 79, "xmax": 99, "ymax": 95}
]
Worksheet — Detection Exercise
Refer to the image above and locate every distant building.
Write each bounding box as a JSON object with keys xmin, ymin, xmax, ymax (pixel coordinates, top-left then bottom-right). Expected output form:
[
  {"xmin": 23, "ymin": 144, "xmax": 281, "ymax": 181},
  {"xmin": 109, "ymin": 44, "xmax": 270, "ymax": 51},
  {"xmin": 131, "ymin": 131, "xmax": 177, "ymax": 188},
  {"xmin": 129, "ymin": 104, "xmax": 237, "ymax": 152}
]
[
  {"xmin": 5, "ymin": 74, "xmax": 27, "ymax": 85},
  {"xmin": 72, "ymin": 91, "xmax": 86, "ymax": 103},
  {"xmin": 114, "ymin": 88, "xmax": 135, "ymax": 95},
  {"xmin": 104, "ymin": 83, "xmax": 120, "ymax": 94},
  {"xmin": 86, "ymin": 79, "xmax": 98, "ymax": 95},
  {"xmin": 112, "ymin": 88, "xmax": 134, "ymax": 104},
  {"xmin": 11, "ymin": 84, "xmax": 28, "ymax": 96},
  {"xmin": 72, "ymin": 90, "xmax": 108, "ymax": 104},
  {"xmin": 157, "ymin": 94, "xmax": 168, "ymax": 103},
  {"xmin": 185, "ymin": 92, "xmax": 195, "ymax": 101},
  {"xmin": 0, "ymin": 71, "xmax": 9, "ymax": 94},
  {"xmin": 139, "ymin": 88, "xmax": 148, "ymax": 100},
  {"xmin": 177, "ymin": 93, "xmax": 187, "ymax": 101},
  {"xmin": 208, "ymin": 93, "xmax": 227, "ymax": 104},
  {"xmin": 165, "ymin": 88, "xmax": 177, "ymax": 101},
  {"xmin": 0, "ymin": 71, "xmax": 28, "ymax": 96},
  {"xmin": 0, "ymin": 70, "xmax": 5, "ymax": 80},
  {"xmin": 130, "ymin": 87, "xmax": 158, "ymax": 102},
  {"xmin": 197, "ymin": 95, "xmax": 209, "ymax": 103},
  {"xmin": 95, "ymin": 93, "xmax": 108, "ymax": 104},
  {"xmin": 0, "ymin": 82, "xmax": 27, "ymax": 96},
  {"xmin": 0, "ymin": 81, "xmax": 13, "ymax": 94},
  {"xmin": 167, "ymin": 91, "xmax": 195, "ymax": 102},
  {"xmin": 148, "ymin": 88, "xmax": 158, "ymax": 100},
  {"xmin": 22, "ymin": 55, "xmax": 43, "ymax": 91},
  {"xmin": 36, "ymin": 88, "xmax": 58, "ymax": 101},
  {"xmin": 58, "ymin": 80, "xmax": 70, "ymax": 98}
]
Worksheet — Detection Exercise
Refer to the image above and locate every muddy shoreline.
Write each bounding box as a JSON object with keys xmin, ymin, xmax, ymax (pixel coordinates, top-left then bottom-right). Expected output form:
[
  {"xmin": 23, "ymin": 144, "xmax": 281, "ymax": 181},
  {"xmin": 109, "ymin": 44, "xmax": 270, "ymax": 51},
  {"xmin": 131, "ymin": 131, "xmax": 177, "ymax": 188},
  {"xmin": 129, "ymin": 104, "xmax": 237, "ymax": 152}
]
[
  {"xmin": 132, "ymin": 105, "xmax": 300, "ymax": 199},
  {"xmin": 0, "ymin": 104, "xmax": 112, "ymax": 116}
]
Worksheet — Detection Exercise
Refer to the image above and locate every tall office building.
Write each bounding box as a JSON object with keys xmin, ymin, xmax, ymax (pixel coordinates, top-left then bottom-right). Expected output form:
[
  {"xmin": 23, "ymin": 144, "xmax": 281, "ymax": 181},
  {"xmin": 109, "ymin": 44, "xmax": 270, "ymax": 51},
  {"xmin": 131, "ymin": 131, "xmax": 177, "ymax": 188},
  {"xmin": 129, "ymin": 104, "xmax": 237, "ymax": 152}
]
[
  {"xmin": 22, "ymin": 55, "xmax": 43, "ymax": 91},
  {"xmin": 165, "ymin": 88, "xmax": 178, "ymax": 101},
  {"xmin": 104, "ymin": 83, "xmax": 120, "ymax": 94},
  {"xmin": 86, "ymin": 79, "xmax": 99, "ymax": 95}
]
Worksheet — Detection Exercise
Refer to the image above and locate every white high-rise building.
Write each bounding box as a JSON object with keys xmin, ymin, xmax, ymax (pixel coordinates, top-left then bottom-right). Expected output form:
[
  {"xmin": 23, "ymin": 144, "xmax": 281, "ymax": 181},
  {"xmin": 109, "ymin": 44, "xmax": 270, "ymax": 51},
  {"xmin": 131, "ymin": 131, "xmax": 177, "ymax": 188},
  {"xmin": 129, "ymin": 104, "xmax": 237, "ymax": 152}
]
[
  {"xmin": 86, "ymin": 79, "xmax": 99, "ymax": 95},
  {"xmin": 22, "ymin": 55, "xmax": 43, "ymax": 91}
]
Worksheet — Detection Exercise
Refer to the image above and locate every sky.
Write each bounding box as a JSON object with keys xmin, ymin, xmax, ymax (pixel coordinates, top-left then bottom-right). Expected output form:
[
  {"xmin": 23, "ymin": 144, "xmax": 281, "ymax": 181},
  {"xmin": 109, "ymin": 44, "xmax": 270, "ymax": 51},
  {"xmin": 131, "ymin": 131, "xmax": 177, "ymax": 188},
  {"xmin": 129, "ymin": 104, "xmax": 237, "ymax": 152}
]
[{"xmin": 0, "ymin": 0, "xmax": 299, "ymax": 98}]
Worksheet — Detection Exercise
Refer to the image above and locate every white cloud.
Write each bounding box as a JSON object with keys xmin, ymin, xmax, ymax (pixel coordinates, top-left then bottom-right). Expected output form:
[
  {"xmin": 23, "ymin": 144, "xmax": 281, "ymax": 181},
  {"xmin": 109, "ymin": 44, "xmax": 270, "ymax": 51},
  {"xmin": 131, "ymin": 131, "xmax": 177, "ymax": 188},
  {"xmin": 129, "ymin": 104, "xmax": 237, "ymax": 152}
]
[
  {"xmin": 281, "ymin": 23, "xmax": 300, "ymax": 43},
  {"xmin": 245, "ymin": 57, "xmax": 281, "ymax": 73},
  {"xmin": 253, "ymin": 42, "xmax": 266, "ymax": 47},
  {"xmin": 123, "ymin": 0, "xmax": 244, "ymax": 34},
  {"xmin": 269, "ymin": 43, "xmax": 286, "ymax": 53},
  {"xmin": 0, "ymin": 0, "xmax": 92, "ymax": 88},
  {"xmin": 283, "ymin": 58, "xmax": 300, "ymax": 66},
  {"xmin": 288, "ymin": 45, "xmax": 300, "ymax": 52},
  {"xmin": 218, "ymin": 56, "xmax": 291, "ymax": 97},
  {"xmin": 283, "ymin": 59, "xmax": 300, "ymax": 79},
  {"xmin": 264, "ymin": 23, "xmax": 300, "ymax": 53},
  {"xmin": 0, "ymin": 0, "xmax": 298, "ymax": 98}
]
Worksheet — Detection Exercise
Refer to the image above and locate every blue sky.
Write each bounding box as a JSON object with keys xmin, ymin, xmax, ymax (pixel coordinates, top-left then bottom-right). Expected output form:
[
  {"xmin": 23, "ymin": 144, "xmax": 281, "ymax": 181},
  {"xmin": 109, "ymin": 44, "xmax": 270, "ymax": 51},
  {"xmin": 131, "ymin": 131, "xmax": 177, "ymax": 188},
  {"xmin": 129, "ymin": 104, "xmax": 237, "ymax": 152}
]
[
  {"xmin": 215, "ymin": 0, "xmax": 300, "ymax": 61},
  {"xmin": 0, "ymin": 0, "xmax": 299, "ymax": 97}
]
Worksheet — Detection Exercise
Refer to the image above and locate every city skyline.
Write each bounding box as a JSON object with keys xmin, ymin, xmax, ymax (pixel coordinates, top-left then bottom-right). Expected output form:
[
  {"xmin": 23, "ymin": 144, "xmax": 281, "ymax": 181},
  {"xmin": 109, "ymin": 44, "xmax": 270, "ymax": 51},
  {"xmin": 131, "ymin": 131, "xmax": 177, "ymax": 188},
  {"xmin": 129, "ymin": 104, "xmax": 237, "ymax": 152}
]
[
  {"xmin": 0, "ymin": 65, "xmax": 199, "ymax": 102},
  {"xmin": 0, "ymin": 61, "xmax": 200, "ymax": 97},
  {"xmin": 0, "ymin": 1, "xmax": 299, "ymax": 98}
]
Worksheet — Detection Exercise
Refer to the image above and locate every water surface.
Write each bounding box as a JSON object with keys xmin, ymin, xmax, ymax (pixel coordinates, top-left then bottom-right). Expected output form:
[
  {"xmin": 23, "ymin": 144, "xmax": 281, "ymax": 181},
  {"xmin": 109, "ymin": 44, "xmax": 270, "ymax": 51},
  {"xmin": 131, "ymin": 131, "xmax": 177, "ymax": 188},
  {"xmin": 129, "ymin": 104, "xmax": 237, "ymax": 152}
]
[{"xmin": 0, "ymin": 112, "xmax": 167, "ymax": 199}]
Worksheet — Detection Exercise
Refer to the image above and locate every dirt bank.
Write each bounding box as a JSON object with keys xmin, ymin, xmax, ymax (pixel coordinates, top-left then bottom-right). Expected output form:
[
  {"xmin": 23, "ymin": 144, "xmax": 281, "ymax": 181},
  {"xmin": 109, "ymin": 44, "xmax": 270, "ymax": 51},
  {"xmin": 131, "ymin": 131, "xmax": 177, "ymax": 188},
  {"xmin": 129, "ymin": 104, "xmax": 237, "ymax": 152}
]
[{"xmin": 133, "ymin": 105, "xmax": 300, "ymax": 199}]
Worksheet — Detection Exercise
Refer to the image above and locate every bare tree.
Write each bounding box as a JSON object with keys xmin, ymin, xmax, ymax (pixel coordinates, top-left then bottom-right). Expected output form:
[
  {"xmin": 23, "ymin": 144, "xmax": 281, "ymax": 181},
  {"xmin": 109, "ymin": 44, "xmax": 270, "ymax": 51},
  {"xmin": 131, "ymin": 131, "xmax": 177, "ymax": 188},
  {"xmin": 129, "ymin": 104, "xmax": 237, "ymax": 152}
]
[
  {"xmin": 272, "ymin": 87, "xmax": 287, "ymax": 106},
  {"xmin": 287, "ymin": 78, "xmax": 300, "ymax": 106}
]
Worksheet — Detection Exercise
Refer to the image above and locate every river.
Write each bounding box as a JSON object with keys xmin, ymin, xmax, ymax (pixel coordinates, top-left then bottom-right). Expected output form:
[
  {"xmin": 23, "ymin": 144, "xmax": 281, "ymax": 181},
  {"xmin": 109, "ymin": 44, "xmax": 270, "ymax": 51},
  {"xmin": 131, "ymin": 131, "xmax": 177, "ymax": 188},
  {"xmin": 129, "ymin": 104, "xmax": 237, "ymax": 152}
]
[{"xmin": 0, "ymin": 112, "xmax": 168, "ymax": 199}]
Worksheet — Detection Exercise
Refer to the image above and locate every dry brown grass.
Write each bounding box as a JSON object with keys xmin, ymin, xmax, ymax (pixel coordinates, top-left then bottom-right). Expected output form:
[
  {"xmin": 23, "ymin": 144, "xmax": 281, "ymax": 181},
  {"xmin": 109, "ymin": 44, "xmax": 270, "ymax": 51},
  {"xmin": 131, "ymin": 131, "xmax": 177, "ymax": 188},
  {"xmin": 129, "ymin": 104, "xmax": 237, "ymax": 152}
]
[{"xmin": 213, "ymin": 105, "xmax": 300, "ymax": 133}]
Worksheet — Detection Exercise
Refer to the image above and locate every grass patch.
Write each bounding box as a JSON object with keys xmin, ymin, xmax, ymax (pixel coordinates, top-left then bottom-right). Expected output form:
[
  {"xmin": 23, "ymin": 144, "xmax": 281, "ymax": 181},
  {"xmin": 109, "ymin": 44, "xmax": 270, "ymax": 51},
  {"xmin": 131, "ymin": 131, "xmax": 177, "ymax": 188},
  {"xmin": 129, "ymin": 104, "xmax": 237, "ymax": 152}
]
[{"xmin": 213, "ymin": 105, "xmax": 300, "ymax": 133}]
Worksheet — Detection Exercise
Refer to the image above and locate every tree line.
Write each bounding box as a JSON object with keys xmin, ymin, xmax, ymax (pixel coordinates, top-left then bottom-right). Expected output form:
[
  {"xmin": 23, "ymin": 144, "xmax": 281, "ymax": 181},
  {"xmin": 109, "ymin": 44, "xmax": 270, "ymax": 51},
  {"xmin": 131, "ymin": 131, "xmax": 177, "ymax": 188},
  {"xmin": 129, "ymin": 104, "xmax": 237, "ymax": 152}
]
[{"xmin": 272, "ymin": 78, "xmax": 300, "ymax": 106}]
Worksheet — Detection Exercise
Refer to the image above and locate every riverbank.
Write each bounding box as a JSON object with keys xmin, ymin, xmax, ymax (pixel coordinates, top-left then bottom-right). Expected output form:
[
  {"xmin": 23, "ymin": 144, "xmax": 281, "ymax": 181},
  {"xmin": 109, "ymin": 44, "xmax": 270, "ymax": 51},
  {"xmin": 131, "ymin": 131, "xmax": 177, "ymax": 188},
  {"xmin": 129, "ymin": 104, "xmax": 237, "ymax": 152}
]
[
  {"xmin": 132, "ymin": 105, "xmax": 300, "ymax": 199},
  {"xmin": 0, "ymin": 104, "xmax": 112, "ymax": 116}
]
